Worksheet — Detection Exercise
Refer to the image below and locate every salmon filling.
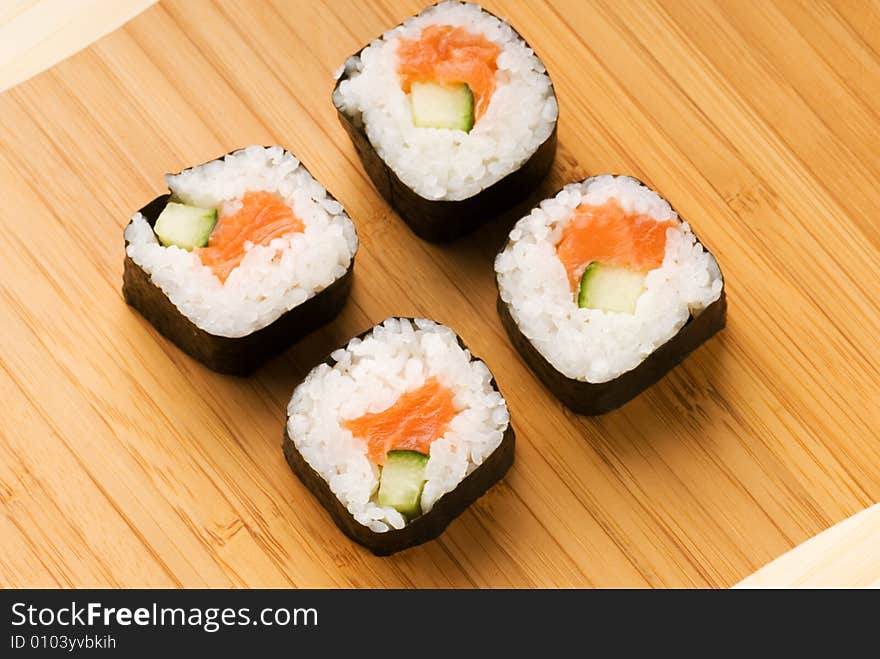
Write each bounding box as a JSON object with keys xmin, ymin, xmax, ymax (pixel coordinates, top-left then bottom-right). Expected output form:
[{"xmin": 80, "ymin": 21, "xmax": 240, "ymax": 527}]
[
  {"xmin": 197, "ymin": 191, "xmax": 304, "ymax": 282},
  {"xmin": 397, "ymin": 25, "xmax": 501, "ymax": 122},
  {"xmin": 344, "ymin": 377, "xmax": 458, "ymax": 465},
  {"xmin": 556, "ymin": 199, "xmax": 678, "ymax": 290}
]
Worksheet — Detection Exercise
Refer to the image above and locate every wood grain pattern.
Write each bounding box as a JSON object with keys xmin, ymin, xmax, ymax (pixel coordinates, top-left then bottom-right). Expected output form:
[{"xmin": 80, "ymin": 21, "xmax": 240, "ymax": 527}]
[
  {"xmin": 735, "ymin": 502, "xmax": 880, "ymax": 588},
  {"xmin": 0, "ymin": 0, "xmax": 156, "ymax": 92},
  {"xmin": 1, "ymin": 0, "xmax": 879, "ymax": 588}
]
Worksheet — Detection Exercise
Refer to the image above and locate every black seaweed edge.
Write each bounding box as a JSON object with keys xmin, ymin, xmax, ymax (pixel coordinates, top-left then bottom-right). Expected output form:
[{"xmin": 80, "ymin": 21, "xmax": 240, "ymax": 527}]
[
  {"xmin": 331, "ymin": 1, "xmax": 559, "ymax": 243},
  {"xmin": 122, "ymin": 147, "xmax": 358, "ymax": 376},
  {"xmin": 282, "ymin": 317, "xmax": 516, "ymax": 555},
  {"xmin": 495, "ymin": 175, "xmax": 728, "ymax": 415}
]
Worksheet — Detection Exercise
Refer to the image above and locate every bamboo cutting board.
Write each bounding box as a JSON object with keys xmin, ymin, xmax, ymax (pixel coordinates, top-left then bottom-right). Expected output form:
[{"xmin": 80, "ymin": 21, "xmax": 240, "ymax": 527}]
[
  {"xmin": 735, "ymin": 502, "xmax": 880, "ymax": 588},
  {"xmin": 1, "ymin": 0, "xmax": 879, "ymax": 588},
  {"xmin": 0, "ymin": 0, "xmax": 156, "ymax": 93}
]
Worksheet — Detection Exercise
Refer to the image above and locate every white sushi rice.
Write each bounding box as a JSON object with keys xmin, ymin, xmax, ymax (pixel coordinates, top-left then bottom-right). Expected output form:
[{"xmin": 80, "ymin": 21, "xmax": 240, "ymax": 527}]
[
  {"xmin": 286, "ymin": 318, "xmax": 510, "ymax": 532},
  {"xmin": 333, "ymin": 1, "xmax": 557, "ymax": 201},
  {"xmin": 495, "ymin": 175, "xmax": 723, "ymax": 383},
  {"xmin": 124, "ymin": 146, "xmax": 358, "ymax": 338}
]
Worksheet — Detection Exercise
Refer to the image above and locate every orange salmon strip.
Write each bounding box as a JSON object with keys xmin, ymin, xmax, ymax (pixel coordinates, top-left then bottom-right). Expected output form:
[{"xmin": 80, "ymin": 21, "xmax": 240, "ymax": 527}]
[
  {"xmin": 197, "ymin": 190, "xmax": 304, "ymax": 283},
  {"xmin": 556, "ymin": 199, "xmax": 677, "ymax": 290},
  {"xmin": 344, "ymin": 377, "xmax": 458, "ymax": 465},
  {"xmin": 397, "ymin": 25, "xmax": 501, "ymax": 122}
]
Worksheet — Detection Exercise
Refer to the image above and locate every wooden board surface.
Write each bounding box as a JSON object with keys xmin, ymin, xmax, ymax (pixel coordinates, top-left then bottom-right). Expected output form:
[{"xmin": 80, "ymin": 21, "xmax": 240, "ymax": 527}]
[
  {"xmin": 736, "ymin": 502, "xmax": 880, "ymax": 588},
  {"xmin": 0, "ymin": 0, "xmax": 156, "ymax": 93},
  {"xmin": 1, "ymin": 0, "xmax": 879, "ymax": 588}
]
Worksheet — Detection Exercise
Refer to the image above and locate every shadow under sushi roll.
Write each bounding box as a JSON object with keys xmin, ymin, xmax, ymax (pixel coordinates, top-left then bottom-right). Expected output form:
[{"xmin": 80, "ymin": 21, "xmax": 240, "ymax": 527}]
[
  {"xmin": 123, "ymin": 146, "xmax": 358, "ymax": 376},
  {"xmin": 332, "ymin": 1, "xmax": 558, "ymax": 243},
  {"xmin": 495, "ymin": 175, "xmax": 727, "ymax": 415},
  {"xmin": 283, "ymin": 318, "xmax": 515, "ymax": 555}
]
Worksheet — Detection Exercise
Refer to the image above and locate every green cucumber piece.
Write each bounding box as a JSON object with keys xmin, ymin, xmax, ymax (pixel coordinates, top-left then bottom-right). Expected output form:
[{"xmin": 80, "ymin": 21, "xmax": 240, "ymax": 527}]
[
  {"xmin": 410, "ymin": 81, "xmax": 474, "ymax": 132},
  {"xmin": 577, "ymin": 262, "xmax": 646, "ymax": 314},
  {"xmin": 154, "ymin": 202, "xmax": 218, "ymax": 250},
  {"xmin": 377, "ymin": 450, "xmax": 429, "ymax": 520}
]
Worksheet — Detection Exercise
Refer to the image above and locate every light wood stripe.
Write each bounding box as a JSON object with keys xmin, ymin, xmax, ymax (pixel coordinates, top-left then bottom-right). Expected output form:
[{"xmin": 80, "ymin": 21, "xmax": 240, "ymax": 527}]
[
  {"xmin": 0, "ymin": 0, "xmax": 156, "ymax": 92},
  {"xmin": 736, "ymin": 503, "xmax": 880, "ymax": 588}
]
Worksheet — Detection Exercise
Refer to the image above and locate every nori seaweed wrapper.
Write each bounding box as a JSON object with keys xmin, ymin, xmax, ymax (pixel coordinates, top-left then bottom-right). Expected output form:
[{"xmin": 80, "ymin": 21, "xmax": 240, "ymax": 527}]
[
  {"xmin": 122, "ymin": 151, "xmax": 357, "ymax": 376},
  {"xmin": 496, "ymin": 178, "xmax": 727, "ymax": 415},
  {"xmin": 332, "ymin": 4, "xmax": 558, "ymax": 243},
  {"xmin": 283, "ymin": 319, "xmax": 515, "ymax": 555}
]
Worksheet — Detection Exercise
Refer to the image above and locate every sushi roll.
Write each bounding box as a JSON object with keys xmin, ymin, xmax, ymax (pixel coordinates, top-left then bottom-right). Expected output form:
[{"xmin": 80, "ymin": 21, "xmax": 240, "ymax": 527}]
[
  {"xmin": 495, "ymin": 175, "xmax": 726, "ymax": 414},
  {"xmin": 332, "ymin": 1, "xmax": 558, "ymax": 243},
  {"xmin": 283, "ymin": 317, "xmax": 514, "ymax": 555},
  {"xmin": 123, "ymin": 146, "xmax": 358, "ymax": 375}
]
